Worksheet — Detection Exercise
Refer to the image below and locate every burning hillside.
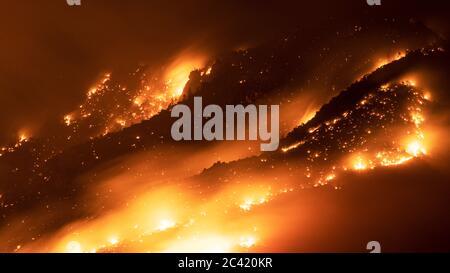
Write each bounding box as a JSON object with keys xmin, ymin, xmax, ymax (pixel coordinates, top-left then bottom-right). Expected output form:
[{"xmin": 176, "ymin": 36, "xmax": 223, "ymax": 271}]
[{"xmin": 0, "ymin": 8, "xmax": 450, "ymax": 253}]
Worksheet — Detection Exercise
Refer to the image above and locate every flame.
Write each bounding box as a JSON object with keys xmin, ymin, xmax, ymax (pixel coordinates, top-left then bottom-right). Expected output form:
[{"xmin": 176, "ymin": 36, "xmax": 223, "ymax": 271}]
[
  {"xmin": 298, "ymin": 108, "xmax": 317, "ymax": 126},
  {"xmin": 42, "ymin": 186, "xmax": 259, "ymax": 253},
  {"xmin": 406, "ymin": 140, "xmax": 427, "ymax": 157},
  {"xmin": 59, "ymin": 53, "xmax": 207, "ymax": 141},
  {"xmin": 376, "ymin": 151, "xmax": 413, "ymax": 166},
  {"xmin": 115, "ymin": 119, "xmax": 126, "ymax": 127},
  {"xmin": 374, "ymin": 51, "xmax": 406, "ymax": 70},
  {"xmin": 18, "ymin": 134, "xmax": 28, "ymax": 143},
  {"xmin": 64, "ymin": 115, "xmax": 73, "ymax": 126},
  {"xmin": 325, "ymin": 173, "xmax": 336, "ymax": 181},
  {"xmin": 0, "ymin": 131, "xmax": 31, "ymax": 156},
  {"xmin": 352, "ymin": 156, "xmax": 368, "ymax": 171},
  {"xmin": 164, "ymin": 53, "xmax": 206, "ymax": 98},
  {"xmin": 281, "ymin": 141, "xmax": 305, "ymax": 153},
  {"xmin": 411, "ymin": 112, "xmax": 425, "ymax": 127},
  {"xmin": 133, "ymin": 98, "xmax": 142, "ymax": 106}
]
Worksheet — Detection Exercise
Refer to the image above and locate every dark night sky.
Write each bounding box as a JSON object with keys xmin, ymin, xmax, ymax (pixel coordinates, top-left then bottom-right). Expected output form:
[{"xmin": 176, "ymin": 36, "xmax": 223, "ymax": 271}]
[{"xmin": 0, "ymin": 0, "xmax": 449, "ymax": 143}]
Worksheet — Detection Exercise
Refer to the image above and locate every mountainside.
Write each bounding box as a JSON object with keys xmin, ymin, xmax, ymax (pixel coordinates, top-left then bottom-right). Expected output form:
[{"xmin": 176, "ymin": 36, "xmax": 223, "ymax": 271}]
[{"xmin": 1, "ymin": 17, "xmax": 450, "ymax": 252}]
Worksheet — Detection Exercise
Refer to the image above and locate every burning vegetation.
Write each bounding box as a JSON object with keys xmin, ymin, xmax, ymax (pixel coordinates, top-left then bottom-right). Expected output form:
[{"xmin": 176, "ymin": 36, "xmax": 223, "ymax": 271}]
[{"xmin": 0, "ymin": 15, "xmax": 450, "ymax": 253}]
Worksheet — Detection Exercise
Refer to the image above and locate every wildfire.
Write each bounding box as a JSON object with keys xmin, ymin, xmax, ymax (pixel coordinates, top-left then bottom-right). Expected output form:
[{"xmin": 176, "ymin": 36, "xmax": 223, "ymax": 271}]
[
  {"xmin": 352, "ymin": 156, "xmax": 368, "ymax": 171},
  {"xmin": 133, "ymin": 97, "xmax": 142, "ymax": 106},
  {"xmin": 4, "ymin": 46, "xmax": 441, "ymax": 254},
  {"xmin": 18, "ymin": 134, "xmax": 28, "ymax": 143},
  {"xmin": 376, "ymin": 152, "xmax": 413, "ymax": 166},
  {"xmin": 239, "ymin": 198, "xmax": 267, "ymax": 211},
  {"xmin": 59, "ymin": 54, "xmax": 208, "ymax": 141},
  {"xmin": 298, "ymin": 108, "xmax": 317, "ymax": 126},
  {"xmin": 411, "ymin": 112, "xmax": 425, "ymax": 127},
  {"xmin": 281, "ymin": 141, "xmax": 305, "ymax": 153},
  {"xmin": 204, "ymin": 66, "xmax": 212, "ymax": 75},
  {"xmin": 87, "ymin": 88, "xmax": 97, "ymax": 98},
  {"xmin": 0, "ymin": 131, "xmax": 31, "ymax": 157},
  {"xmin": 374, "ymin": 51, "xmax": 406, "ymax": 70},
  {"xmin": 406, "ymin": 140, "xmax": 427, "ymax": 157},
  {"xmin": 308, "ymin": 125, "xmax": 320, "ymax": 134},
  {"xmin": 116, "ymin": 119, "xmax": 126, "ymax": 127},
  {"xmin": 64, "ymin": 115, "xmax": 73, "ymax": 126},
  {"xmin": 325, "ymin": 173, "xmax": 336, "ymax": 181},
  {"xmin": 164, "ymin": 54, "xmax": 206, "ymax": 98}
]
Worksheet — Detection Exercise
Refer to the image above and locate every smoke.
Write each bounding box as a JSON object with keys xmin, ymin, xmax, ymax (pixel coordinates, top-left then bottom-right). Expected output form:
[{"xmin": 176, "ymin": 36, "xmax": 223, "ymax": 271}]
[{"xmin": 2, "ymin": 0, "xmax": 450, "ymax": 143}]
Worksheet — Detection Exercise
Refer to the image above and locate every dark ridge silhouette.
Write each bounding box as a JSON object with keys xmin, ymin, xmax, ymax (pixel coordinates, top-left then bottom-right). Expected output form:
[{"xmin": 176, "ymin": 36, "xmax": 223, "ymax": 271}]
[{"xmin": 282, "ymin": 48, "xmax": 450, "ymax": 145}]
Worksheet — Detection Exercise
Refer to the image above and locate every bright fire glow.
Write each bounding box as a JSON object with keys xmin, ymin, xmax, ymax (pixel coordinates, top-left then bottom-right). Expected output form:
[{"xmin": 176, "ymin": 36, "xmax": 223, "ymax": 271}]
[
  {"xmin": 281, "ymin": 141, "xmax": 305, "ymax": 153},
  {"xmin": 374, "ymin": 51, "xmax": 406, "ymax": 70},
  {"xmin": 66, "ymin": 241, "xmax": 82, "ymax": 253},
  {"xmin": 239, "ymin": 236, "xmax": 257, "ymax": 248},
  {"xmin": 352, "ymin": 156, "xmax": 368, "ymax": 171},
  {"xmin": 60, "ymin": 53, "xmax": 208, "ymax": 140},
  {"xmin": 406, "ymin": 140, "xmax": 427, "ymax": 157},
  {"xmin": 19, "ymin": 134, "xmax": 28, "ymax": 143},
  {"xmin": 108, "ymin": 236, "xmax": 119, "ymax": 245},
  {"xmin": 164, "ymin": 54, "xmax": 206, "ymax": 98},
  {"xmin": 64, "ymin": 115, "xmax": 73, "ymax": 126},
  {"xmin": 157, "ymin": 219, "xmax": 176, "ymax": 231}
]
